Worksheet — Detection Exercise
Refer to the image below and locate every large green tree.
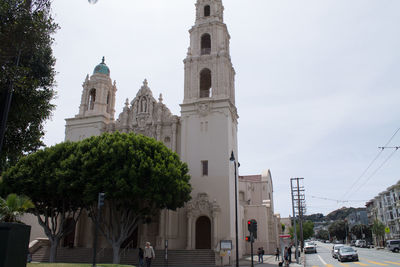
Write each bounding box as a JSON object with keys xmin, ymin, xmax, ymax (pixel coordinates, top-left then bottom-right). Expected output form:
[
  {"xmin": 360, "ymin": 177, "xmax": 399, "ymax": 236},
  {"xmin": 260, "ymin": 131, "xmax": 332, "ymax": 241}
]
[
  {"xmin": 0, "ymin": 0, "xmax": 57, "ymax": 171},
  {"xmin": 350, "ymin": 224, "xmax": 372, "ymax": 240},
  {"xmin": 316, "ymin": 229, "xmax": 329, "ymax": 241},
  {"xmin": 289, "ymin": 220, "xmax": 314, "ymax": 243},
  {"xmin": 328, "ymin": 220, "xmax": 347, "ymax": 243},
  {"xmin": 1, "ymin": 141, "xmax": 85, "ymax": 262},
  {"xmin": 79, "ymin": 132, "xmax": 192, "ymax": 263},
  {"xmin": 371, "ymin": 219, "xmax": 385, "ymax": 246}
]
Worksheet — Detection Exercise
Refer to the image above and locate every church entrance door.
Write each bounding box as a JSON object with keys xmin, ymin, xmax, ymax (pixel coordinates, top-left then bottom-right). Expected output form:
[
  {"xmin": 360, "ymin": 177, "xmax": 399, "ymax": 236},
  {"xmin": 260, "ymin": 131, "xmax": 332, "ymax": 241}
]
[{"xmin": 195, "ymin": 216, "xmax": 211, "ymax": 249}]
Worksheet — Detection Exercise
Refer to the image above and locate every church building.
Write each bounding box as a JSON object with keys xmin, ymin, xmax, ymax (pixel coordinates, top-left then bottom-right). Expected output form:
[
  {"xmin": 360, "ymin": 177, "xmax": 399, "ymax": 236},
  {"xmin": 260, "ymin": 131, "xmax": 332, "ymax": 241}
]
[{"xmin": 29, "ymin": 0, "xmax": 281, "ymax": 263}]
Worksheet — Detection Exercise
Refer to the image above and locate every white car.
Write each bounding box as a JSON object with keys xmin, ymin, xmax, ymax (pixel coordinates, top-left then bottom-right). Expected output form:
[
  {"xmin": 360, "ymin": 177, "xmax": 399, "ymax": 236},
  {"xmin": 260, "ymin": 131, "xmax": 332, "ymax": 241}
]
[{"xmin": 304, "ymin": 242, "xmax": 317, "ymax": 254}]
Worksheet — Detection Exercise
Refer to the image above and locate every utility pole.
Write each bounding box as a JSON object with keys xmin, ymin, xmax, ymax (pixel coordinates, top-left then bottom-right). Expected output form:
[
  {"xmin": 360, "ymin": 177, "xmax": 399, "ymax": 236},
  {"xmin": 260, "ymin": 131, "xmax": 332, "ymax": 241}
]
[{"xmin": 291, "ymin": 178, "xmax": 306, "ymax": 262}]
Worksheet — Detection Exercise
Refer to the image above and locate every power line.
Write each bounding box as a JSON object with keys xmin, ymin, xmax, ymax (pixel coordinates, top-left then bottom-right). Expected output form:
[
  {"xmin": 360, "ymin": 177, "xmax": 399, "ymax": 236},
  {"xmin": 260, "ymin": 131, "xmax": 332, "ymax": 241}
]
[
  {"xmin": 310, "ymin": 195, "xmax": 368, "ymax": 203},
  {"xmin": 340, "ymin": 127, "xmax": 400, "ymax": 200},
  {"xmin": 354, "ymin": 148, "xmax": 398, "ymax": 192}
]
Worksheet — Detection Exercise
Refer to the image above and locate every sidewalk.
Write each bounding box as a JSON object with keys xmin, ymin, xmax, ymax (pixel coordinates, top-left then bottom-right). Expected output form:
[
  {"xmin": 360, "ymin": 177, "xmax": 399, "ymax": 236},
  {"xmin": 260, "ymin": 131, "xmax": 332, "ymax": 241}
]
[{"xmin": 238, "ymin": 254, "xmax": 304, "ymax": 267}]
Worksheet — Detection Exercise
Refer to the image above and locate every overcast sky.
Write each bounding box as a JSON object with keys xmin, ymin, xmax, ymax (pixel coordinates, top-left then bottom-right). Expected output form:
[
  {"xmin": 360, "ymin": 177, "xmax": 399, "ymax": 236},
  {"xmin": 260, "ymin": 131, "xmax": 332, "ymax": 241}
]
[{"xmin": 44, "ymin": 0, "xmax": 400, "ymax": 217}]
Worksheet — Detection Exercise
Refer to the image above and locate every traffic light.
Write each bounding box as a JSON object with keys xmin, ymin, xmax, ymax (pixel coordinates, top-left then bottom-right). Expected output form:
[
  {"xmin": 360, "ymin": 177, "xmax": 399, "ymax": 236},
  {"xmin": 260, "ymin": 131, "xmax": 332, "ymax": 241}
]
[
  {"xmin": 247, "ymin": 219, "xmax": 258, "ymax": 239},
  {"xmin": 98, "ymin": 192, "xmax": 105, "ymax": 208},
  {"xmin": 245, "ymin": 236, "xmax": 251, "ymax": 242}
]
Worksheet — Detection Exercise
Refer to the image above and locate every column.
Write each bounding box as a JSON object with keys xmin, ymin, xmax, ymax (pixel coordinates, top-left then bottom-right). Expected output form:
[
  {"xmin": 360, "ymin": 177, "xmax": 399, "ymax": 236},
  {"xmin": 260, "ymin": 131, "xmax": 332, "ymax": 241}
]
[{"xmin": 186, "ymin": 214, "xmax": 192, "ymax": 249}]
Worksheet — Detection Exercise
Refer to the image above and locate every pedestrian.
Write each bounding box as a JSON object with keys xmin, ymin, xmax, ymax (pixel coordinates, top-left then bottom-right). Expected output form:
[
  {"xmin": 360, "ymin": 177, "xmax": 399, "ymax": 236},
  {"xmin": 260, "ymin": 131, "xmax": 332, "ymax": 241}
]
[
  {"xmin": 257, "ymin": 247, "xmax": 262, "ymax": 263},
  {"xmin": 261, "ymin": 247, "xmax": 264, "ymax": 263},
  {"xmin": 138, "ymin": 247, "xmax": 144, "ymax": 267},
  {"xmin": 275, "ymin": 247, "xmax": 280, "ymax": 261},
  {"xmin": 144, "ymin": 242, "xmax": 155, "ymax": 267},
  {"xmin": 284, "ymin": 246, "xmax": 289, "ymax": 267},
  {"xmin": 288, "ymin": 245, "xmax": 292, "ymax": 263}
]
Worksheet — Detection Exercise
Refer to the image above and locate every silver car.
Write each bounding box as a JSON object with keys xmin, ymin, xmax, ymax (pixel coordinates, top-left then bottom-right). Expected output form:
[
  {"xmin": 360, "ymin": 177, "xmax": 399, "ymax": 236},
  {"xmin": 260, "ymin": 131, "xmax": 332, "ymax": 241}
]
[
  {"xmin": 332, "ymin": 244, "xmax": 344, "ymax": 258},
  {"xmin": 338, "ymin": 246, "xmax": 359, "ymax": 262}
]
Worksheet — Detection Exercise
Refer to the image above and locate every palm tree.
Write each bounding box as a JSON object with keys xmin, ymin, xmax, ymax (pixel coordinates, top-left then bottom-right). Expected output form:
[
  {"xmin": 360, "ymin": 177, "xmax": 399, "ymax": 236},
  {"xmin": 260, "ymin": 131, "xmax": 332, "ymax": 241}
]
[{"xmin": 0, "ymin": 193, "xmax": 34, "ymax": 223}]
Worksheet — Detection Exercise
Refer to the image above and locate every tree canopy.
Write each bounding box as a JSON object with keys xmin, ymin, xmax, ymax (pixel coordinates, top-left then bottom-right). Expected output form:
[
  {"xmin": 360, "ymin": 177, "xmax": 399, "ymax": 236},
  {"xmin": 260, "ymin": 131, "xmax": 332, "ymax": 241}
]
[
  {"xmin": 1, "ymin": 132, "xmax": 192, "ymax": 263},
  {"xmin": 2, "ymin": 141, "xmax": 85, "ymax": 262},
  {"xmin": 79, "ymin": 132, "xmax": 192, "ymax": 263},
  {"xmin": 289, "ymin": 220, "xmax": 314, "ymax": 241},
  {"xmin": 328, "ymin": 220, "xmax": 347, "ymax": 242},
  {"xmin": 0, "ymin": 0, "xmax": 57, "ymax": 171}
]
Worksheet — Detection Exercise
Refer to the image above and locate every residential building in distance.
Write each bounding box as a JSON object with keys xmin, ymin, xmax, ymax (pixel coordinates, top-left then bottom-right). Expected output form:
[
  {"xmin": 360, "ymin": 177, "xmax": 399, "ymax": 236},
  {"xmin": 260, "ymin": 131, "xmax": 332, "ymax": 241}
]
[
  {"xmin": 366, "ymin": 180, "xmax": 400, "ymax": 241},
  {"xmin": 346, "ymin": 209, "xmax": 368, "ymax": 229}
]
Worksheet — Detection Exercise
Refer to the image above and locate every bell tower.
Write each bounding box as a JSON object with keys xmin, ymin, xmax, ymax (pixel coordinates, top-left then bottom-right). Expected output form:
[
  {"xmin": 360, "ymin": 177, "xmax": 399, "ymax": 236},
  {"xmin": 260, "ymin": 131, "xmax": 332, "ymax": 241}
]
[
  {"xmin": 183, "ymin": 0, "xmax": 235, "ymax": 104},
  {"xmin": 65, "ymin": 57, "xmax": 117, "ymax": 142},
  {"xmin": 180, "ymin": 0, "xmax": 239, "ymax": 253}
]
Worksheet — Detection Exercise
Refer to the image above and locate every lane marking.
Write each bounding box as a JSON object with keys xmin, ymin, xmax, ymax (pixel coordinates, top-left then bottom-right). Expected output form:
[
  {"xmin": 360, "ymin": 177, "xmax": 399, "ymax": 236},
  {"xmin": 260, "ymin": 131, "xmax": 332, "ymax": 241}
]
[
  {"xmin": 366, "ymin": 261, "xmax": 388, "ymax": 266},
  {"xmin": 326, "ymin": 265, "xmax": 335, "ymax": 267},
  {"xmin": 354, "ymin": 262, "xmax": 369, "ymax": 266},
  {"xmin": 317, "ymin": 255, "xmax": 327, "ymax": 266},
  {"xmin": 339, "ymin": 263, "xmax": 350, "ymax": 267},
  {"xmin": 385, "ymin": 261, "xmax": 400, "ymax": 266},
  {"xmin": 312, "ymin": 266, "xmax": 319, "ymax": 267}
]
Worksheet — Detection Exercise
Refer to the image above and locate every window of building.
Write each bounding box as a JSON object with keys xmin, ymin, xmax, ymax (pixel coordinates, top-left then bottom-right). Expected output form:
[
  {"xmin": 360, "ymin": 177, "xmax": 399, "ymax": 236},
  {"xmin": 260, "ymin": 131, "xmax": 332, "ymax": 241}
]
[
  {"xmin": 201, "ymin": 160, "xmax": 208, "ymax": 176},
  {"xmin": 106, "ymin": 91, "xmax": 110, "ymax": 113},
  {"xmin": 204, "ymin": 5, "xmax": 210, "ymax": 17},
  {"xmin": 201, "ymin": 34, "xmax": 211, "ymax": 55},
  {"xmin": 200, "ymin": 68, "xmax": 212, "ymax": 98},
  {"xmin": 88, "ymin": 89, "xmax": 96, "ymax": 110}
]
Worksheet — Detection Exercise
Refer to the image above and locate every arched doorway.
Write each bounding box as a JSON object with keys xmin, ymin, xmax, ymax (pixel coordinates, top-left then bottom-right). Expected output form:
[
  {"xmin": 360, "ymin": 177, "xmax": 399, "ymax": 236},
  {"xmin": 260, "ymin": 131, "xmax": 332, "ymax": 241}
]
[{"xmin": 195, "ymin": 216, "xmax": 211, "ymax": 249}]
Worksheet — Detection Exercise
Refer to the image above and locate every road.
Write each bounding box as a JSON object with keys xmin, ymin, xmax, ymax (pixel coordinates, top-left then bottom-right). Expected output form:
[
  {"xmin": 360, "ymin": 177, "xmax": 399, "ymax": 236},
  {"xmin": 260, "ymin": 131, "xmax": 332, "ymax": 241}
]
[{"xmin": 305, "ymin": 241, "xmax": 400, "ymax": 267}]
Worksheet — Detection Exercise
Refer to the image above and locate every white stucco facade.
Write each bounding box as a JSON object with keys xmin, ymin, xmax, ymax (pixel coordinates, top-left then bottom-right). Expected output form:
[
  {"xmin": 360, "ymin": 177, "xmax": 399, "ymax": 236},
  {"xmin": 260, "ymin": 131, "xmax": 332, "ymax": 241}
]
[{"xmin": 22, "ymin": 0, "xmax": 282, "ymax": 261}]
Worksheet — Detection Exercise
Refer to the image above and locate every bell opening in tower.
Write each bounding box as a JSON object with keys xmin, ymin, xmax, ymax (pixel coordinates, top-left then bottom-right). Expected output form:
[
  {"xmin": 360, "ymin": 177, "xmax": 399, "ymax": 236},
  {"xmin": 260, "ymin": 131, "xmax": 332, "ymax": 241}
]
[
  {"xmin": 204, "ymin": 5, "xmax": 210, "ymax": 17},
  {"xmin": 88, "ymin": 89, "xmax": 96, "ymax": 110},
  {"xmin": 201, "ymin": 34, "xmax": 211, "ymax": 55},
  {"xmin": 200, "ymin": 68, "xmax": 212, "ymax": 98}
]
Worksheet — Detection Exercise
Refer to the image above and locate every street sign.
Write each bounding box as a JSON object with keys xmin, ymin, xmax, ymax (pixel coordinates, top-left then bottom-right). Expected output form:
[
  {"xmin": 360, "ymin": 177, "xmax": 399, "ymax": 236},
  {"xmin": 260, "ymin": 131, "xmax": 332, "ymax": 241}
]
[
  {"xmin": 220, "ymin": 240, "xmax": 232, "ymax": 250},
  {"xmin": 385, "ymin": 227, "xmax": 390, "ymax": 233}
]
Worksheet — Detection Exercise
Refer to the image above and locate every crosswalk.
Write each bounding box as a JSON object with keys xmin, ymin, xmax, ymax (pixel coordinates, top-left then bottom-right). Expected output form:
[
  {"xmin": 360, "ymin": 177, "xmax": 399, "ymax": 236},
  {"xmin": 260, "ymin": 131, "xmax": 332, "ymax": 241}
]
[{"xmin": 311, "ymin": 260, "xmax": 400, "ymax": 267}]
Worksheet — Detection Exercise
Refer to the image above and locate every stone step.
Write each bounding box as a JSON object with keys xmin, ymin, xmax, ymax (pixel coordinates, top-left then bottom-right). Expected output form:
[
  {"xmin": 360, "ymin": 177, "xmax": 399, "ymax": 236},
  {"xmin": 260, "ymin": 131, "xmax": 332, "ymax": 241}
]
[{"xmin": 32, "ymin": 247, "xmax": 216, "ymax": 266}]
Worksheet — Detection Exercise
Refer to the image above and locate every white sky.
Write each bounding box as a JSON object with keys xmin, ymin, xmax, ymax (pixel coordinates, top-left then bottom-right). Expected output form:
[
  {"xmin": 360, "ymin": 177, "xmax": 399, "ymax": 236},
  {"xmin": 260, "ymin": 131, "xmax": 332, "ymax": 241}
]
[{"xmin": 44, "ymin": 0, "xmax": 400, "ymax": 217}]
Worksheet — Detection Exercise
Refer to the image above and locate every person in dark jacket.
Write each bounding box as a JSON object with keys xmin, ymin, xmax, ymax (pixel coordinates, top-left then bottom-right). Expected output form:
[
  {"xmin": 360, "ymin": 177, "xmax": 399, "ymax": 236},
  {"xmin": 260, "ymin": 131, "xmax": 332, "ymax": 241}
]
[
  {"xmin": 275, "ymin": 247, "xmax": 280, "ymax": 261},
  {"xmin": 138, "ymin": 247, "xmax": 144, "ymax": 267}
]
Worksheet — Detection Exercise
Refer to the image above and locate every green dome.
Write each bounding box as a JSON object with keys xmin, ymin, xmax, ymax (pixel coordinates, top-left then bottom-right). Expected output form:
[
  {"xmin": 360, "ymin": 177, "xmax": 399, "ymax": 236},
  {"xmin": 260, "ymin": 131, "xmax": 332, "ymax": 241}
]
[{"xmin": 93, "ymin": 57, "xmax": 110, "ymax": 75}]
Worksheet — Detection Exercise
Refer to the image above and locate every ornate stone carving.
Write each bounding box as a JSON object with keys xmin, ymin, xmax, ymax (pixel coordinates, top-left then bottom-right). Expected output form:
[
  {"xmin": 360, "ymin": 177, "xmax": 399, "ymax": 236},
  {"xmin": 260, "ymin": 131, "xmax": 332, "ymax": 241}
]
[
  {"xmin": 186, "ymin": 193, "xmax": 220, "ymax": 218},
  {"xmin": 197, "ymin": 102, "xmax": 210, "ymax": 116}
]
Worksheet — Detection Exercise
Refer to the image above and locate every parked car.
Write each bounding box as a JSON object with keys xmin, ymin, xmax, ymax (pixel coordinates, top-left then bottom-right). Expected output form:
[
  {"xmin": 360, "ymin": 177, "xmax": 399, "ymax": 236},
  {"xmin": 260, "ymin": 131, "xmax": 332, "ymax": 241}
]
[
  {"xmin": 304, "ymin": 242, "xmax": 317, "ymax": 254},
  {"xmin": 332, "ymin": 244, "xmax": 344, "ymax": 258},
  {"xmin": 386, "ymin": 240, "xmax": 400, "ymax": 252},
  {"xmin": 355, "ymin": 240, "xmax": 366, "ymax": 247},
  {"xmin": 337, "ymin": 246, "xmax": 359, "ymax": 262},
  {"xmin": 350, "ymin": 240, "xmax": 356, "ymax": 246}
]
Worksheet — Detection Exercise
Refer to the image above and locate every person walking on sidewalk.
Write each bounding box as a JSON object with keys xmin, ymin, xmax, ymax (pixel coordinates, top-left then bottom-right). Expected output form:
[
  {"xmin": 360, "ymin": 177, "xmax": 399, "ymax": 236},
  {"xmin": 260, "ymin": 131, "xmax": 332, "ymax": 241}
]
[
  {"xmin": 275, "ymin": 247, "xmax": 280, "ymax": 261},
  {"xmin": 144, "ymin": 242, "xmax": 155, "ymax": 267},
  {"xmin": 288, "ymin": 245, "xmax": 292, "ymax": 263},
  {"xmin": 284, "ymin": 247, "xmax": 289, "ymax": 267},
  {"xmin": 261, "ymin": 247, "xmax": 264, "ymax": 263},
  {"xmin": 257, "ymin": 247, "xmax": 262, "ymax": 263},
  {"xmin": 138, "ymin": 247, "xmax": 144, "ymax": 267}
]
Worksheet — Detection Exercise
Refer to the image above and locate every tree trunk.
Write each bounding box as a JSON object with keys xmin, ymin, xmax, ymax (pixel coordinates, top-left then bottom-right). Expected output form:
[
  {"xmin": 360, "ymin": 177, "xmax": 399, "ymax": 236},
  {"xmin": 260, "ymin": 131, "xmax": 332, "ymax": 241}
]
[
  {"xmin": 112, "ymin": 244, "xmax": 120, "ymax": 264},
  {"xmin": 49, "ymin": 238, "xmax": 59, "ymax": 263}
]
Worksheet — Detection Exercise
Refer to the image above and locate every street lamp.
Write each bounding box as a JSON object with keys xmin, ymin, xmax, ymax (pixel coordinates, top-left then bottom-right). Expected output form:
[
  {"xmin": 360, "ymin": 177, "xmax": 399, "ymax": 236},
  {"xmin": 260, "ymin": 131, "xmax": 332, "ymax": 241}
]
[{"xmin": 230, "ymin": 151, "xmax": 239, "ymax": 267}]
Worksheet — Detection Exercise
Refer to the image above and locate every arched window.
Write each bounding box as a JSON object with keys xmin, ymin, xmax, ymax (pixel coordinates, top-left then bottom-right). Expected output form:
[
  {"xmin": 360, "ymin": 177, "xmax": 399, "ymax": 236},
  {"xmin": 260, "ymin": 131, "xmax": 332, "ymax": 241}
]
[
  {"xmin": 106, "ymin": 92, "xmax": 111, "ymax": 113},
  {"xmin": 88, "ymin": 89, "xmax": 96, "ymax": 110},
  {"xmin": 200, "ymin": 68, "xmax": 212, "ymax": 98},
  {"xmin": 201, "ymin": 34, "xmax": 211, "ymax": 55},
  {"xmin": 204, "ymin": 5, "xmax": 210, "ymax": 17}
]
